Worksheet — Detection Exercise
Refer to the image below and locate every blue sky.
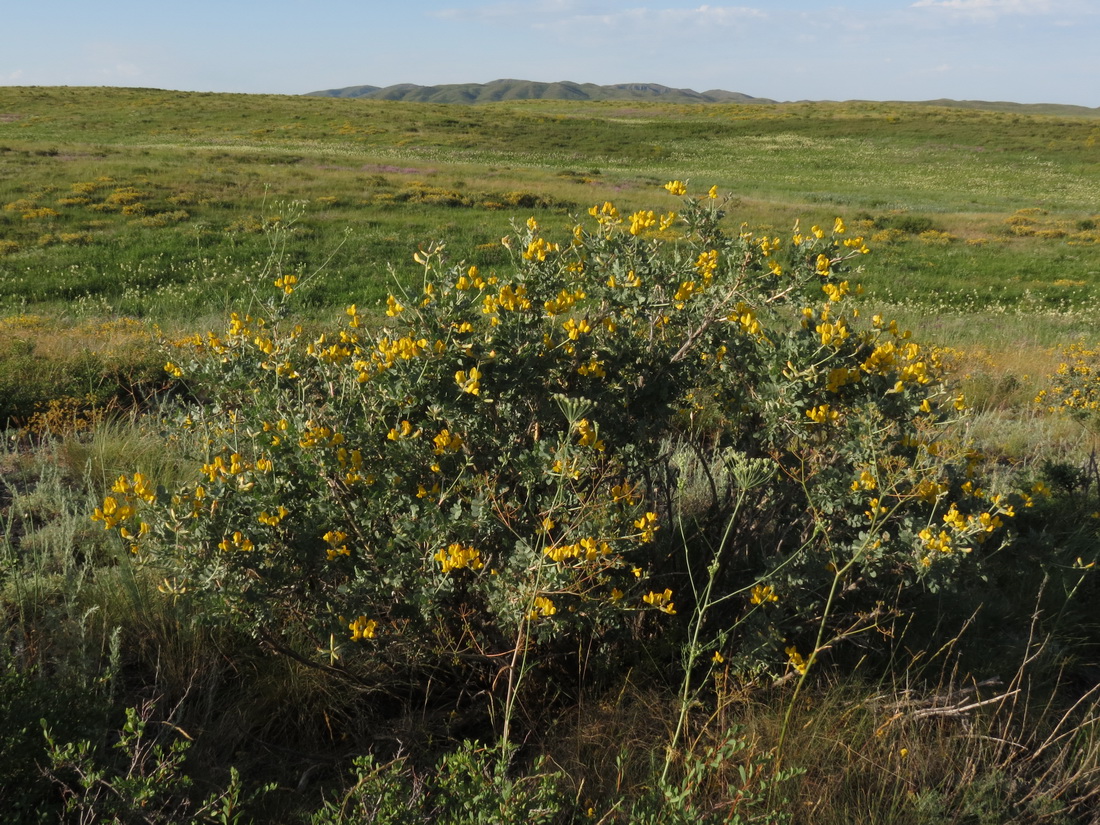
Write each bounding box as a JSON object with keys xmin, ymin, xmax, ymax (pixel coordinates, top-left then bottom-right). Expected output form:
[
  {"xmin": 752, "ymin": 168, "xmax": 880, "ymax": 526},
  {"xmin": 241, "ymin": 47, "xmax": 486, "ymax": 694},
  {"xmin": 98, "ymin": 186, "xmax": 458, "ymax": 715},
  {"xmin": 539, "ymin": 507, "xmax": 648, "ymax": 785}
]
[{"xmin": 2, "ymin": 0, "xmax": 1097, "ymax": 106}]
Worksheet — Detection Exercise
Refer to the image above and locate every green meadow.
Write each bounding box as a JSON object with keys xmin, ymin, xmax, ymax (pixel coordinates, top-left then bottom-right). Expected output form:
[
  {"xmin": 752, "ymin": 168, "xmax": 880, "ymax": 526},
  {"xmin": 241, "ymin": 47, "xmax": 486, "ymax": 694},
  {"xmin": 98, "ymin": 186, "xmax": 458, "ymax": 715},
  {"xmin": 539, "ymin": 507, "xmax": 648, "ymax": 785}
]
[
  {"xmin": 2, "ymin": 87, "xmax": 1098, "ymax": 320},
  {"xmin": 2, "ymin": 86, "xmax": 1100, "ymax": 823}
]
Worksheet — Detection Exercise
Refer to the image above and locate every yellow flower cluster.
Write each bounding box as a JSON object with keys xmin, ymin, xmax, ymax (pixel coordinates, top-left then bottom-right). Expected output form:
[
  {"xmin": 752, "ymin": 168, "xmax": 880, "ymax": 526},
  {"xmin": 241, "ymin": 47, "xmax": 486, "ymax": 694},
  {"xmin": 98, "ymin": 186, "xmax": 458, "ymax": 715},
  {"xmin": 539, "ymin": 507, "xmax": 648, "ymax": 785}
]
[
  {"xmin": 728, "ymin": 302, "xmax": 763, "ymax": 338},
  {"xmin": 257, "ymin": 506, "xmax": 289, "ymax": 527},
  {"xmin": 826, "ymin": 366, "xmax": 861, "ymax": 393},
  {"xmin": 624, "ymin": 209, "xmax": 675, "ymax": 236},
  {"xmin": 91, "ymin": 496, "xmax": 136, "ymax": 530},
  {"xmin": 786, "ymin": 646, "xmax": 808, "ymax": 675},
  {"xmin": 361, "ymin": 334, "xmax": 430, "ymax": 380},
  {"xmin": 274, "ymin": 274, "xmax": 297, "ymax": 295},
  {"xmin": 816, "ymin": 315, "xmax": 850, "ymax": 347},
  {"xmin": 387, "ymin": 420, "xmax": 420, "ymax": 441},
  {"xmin": 544, "ymin": 288, "xmax": 586, "ymax": 316},
  {"xmin": 851, "ymin": 470, "xmax": 877, "ymax": 491},
  {"xmin": 307, "ymin": 333, "xmax": 355, "ymax": 365},
  {"xmin": 523, "ymin": 237, "xmax": 559, "ymax": 262},
  {"xmin": 694, "ymin": 249, "xmax": 718, "ymax": 282},
  {"xmin": 348, "ymin": 615, "xmax": 378, "ymax": 641},
  {"xmin": 588, "ymin": 200, "xmax": 619, "ymax": 227},
  {"xmin": 299, "ymin": 424, "xmax": 344, "ymax": 450},
  {"xmin": 1036, "ymin": 341, "xmax": 1100, "ymax": 421},
  {"xmin": 113, "ymin": 472, "xmax": 156, "ymax": 504},
  {"xmin": 750, "ymin": 584, "xmax": 779, "ymax": 605},
  {"xmin": 806, "ymin": 404, "xmax": 840, "ymax": 425},
  {"xmin": 562, "ymin": 317, "xmax": 592, "ymax": 341},
  {"xmin": 218, "ymin": 531, "xmax": 254, "ymax": 553},
  {"xmin": 435, "ymin": 542, "xmax": 484, "ymax": 573},
  {"xmin": 634, "ymin": 512, "xmax": 659, "ymax": 543},
  {"xmin": 915, "ymin": 478, "xmax": 949, "ymax": 503},
  {"xmin": 611, "ymin": 482, "xmax": 638, "ymax": 504},
  {"xmin": 643, "ymin": 588, "xmax": 676, "ymax": 614},
  {"xmin": 575, "ymin": 418, "xmax": 605, "ymax": 452},
  {"xmin": 455, "ymin": 265, "xmax": 490, "ymax": 290},
  {"xmin": 323, "ymin": 530, "xmax": 350, "ymax": 560},
  {"xmin": 527, "ymin": 595, "xmax": 557, "ymax": 621},
  {"xmin": 545, "ymin": 537, "xmax": 612, "ymax": 564},
  {"xmin": 917, "ymin": 495, "xmax": 1014, "ymax": 562},
  {"xmin": 454, "ymin": 366, "xmax": 481, "ymax": 395},
  {"xmin": 201, "ymin": 452, "xmax": 253, "ymax": 482},
  {"xmin": 432, "ymin": 429, "xmax": 464, "ymax": 454}
]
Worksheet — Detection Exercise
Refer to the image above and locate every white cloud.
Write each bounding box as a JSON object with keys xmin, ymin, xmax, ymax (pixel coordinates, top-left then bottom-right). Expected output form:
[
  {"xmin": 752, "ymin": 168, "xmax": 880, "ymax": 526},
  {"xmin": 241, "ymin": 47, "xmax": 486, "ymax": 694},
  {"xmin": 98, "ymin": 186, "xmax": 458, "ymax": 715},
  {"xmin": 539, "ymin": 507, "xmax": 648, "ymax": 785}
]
[
  {"xmin": 434, "ymin": 1, "xmax": 585, "ymax": 21},
  {"xmin": 642, "ymin": 5, "xmax": 767, "ymax": 25},
  {"xmin": 436, "ymin": 3, "xmax": 765, "ymax": 28},
  {"xmin": 910, "ymin": 0, "xmax": 1057, "ymax": 19}
]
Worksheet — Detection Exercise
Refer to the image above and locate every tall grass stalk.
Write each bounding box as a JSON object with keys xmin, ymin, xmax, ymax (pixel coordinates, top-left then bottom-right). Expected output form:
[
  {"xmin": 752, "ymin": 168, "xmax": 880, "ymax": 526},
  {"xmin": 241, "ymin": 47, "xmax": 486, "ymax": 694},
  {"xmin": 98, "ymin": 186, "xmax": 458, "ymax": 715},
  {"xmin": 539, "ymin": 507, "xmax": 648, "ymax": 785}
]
[{"xmin": 662, "ymin": 448, "xmax": 775, "ymax": 785}]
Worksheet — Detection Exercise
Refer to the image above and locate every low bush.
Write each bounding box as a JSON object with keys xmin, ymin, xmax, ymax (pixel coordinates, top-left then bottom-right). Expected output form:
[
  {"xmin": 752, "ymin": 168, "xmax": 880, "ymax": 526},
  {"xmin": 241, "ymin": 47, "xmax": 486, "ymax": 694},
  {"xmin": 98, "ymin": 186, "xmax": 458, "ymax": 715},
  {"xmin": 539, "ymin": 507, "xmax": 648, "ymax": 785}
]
[{"xmin": 92, "ymin": 184, "xmax": 1024, "ymax": 749}]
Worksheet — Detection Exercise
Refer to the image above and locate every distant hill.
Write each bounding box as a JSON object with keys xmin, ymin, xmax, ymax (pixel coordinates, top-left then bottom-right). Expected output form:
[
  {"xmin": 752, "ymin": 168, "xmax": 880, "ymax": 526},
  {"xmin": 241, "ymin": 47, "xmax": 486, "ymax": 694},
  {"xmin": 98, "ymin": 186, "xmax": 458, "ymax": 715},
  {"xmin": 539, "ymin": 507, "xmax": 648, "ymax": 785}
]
[
  {"xmin": 303, "ymin": 80, "xmax": 1099, "ymax": 116},
  {"xmin": 902, "ymin": 98, "xmax": 1100, "ymax": 117},
  {"xmin": 304, "ymin": 79, "xmax": 776, "ymax": 105}
]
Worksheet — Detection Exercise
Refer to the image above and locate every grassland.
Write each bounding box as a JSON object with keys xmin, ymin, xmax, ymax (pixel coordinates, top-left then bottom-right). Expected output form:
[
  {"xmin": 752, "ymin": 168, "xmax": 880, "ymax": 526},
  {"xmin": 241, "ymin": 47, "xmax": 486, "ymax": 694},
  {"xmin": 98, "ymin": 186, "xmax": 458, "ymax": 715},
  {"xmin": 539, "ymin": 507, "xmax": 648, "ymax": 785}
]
[
  {"xmin": 1, "ymin": 87, "xmax": 1098, "ymax": 324},
  {"xmin": 2, "ymin": 86, "xmax": 1100, "ymax": 823}
]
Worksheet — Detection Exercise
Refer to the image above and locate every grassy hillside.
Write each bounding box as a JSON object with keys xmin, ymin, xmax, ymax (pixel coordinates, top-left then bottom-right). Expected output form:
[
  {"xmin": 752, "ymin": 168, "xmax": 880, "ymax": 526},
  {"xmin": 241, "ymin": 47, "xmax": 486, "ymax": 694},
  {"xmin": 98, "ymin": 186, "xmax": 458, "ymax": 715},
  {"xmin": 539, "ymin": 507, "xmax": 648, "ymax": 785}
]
[{"xmin": 1, "ymin": 86, "xmax": 1098, "ymax": 328}]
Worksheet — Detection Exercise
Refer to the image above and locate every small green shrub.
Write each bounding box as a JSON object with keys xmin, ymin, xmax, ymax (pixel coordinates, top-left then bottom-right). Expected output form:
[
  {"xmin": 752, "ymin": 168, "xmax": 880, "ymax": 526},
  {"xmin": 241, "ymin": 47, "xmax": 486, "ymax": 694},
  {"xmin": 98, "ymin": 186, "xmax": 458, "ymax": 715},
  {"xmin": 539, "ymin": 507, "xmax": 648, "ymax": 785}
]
[
  {"xmin": 43, "ymin": 702, "xmax": 272, "ymax": 824},
  {"xmin": 311, "ymin": 734, "xmax": 794, "ymax": 824},
  {"xmin": 312, "ymin": 743, "xmax": 569, "ymax": 825}
]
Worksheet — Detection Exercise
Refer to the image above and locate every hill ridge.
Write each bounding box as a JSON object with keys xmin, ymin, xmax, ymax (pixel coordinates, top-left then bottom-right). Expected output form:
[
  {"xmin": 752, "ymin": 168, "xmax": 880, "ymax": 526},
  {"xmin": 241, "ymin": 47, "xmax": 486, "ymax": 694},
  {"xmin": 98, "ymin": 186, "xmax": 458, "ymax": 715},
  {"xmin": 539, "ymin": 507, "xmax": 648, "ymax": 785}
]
[
  {"xmin": 304, "ymin": 79, "xmax": 775, "ymax": 105},
  {"xmin": 303, "ymin": 80, "xmax": 1099, "ymax": 115}
]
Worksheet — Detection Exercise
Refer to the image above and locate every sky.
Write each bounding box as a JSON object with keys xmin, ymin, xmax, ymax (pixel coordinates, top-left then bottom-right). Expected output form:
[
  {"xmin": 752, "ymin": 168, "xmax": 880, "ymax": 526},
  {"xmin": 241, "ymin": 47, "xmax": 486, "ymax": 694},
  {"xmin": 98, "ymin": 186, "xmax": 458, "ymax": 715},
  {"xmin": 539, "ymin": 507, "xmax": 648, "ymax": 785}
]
[{"xmin": 2, "ymin": 0, "xmax": 1098, "ymax": 107}]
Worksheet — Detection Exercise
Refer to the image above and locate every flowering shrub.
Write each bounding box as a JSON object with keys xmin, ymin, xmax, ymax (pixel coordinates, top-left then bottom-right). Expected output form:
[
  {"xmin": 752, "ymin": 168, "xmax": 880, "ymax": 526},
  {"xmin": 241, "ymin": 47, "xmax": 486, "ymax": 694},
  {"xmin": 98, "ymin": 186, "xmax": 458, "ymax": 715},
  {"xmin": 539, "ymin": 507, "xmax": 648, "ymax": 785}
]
[
  {"xmin": 1036, "ymin": 341, "xmax": 1100, "ymax": 431},
  {"xmin": 96, "ymin": 184, "xmax": 1017, "ymax": 695}
]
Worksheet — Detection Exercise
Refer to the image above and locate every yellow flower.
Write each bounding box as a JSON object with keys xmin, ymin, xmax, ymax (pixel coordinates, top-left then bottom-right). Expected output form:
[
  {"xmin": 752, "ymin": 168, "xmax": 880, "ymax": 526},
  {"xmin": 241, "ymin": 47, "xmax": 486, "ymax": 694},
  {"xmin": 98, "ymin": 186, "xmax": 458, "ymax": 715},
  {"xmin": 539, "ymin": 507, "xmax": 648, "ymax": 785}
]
[
  {"xmin": 455, "ymin": 367, "xmax": 482, "ymax": 395},
  {"xmin": 750, "ymin": 584, "xmax": 778, "ymax": 604},
  {"xmin": 218, "ymin": 531, "xmax": 254, "ymax": 553},
  {"xmin": 634, "ymin": 512, "xmax": 659, "ymax": 542},
  {"xmin": 708, "ymin": 185, "xmax": 719, "ymax": 199},
  {"xmin": 643, "ymin": 588, "xmax": 676, "ymax": 614},
  {"xmin": 563, "ymin": 317, "xmax": 592, "ymax": 340},
  {"xmin": 385, "ymin": 295, "xmax": 405, "ymax": 317},
  {"xmin": 387, "ymin": 420, "xmax": 419, "ymax": 441},
  {"xmin": 786, "ymin": 646, "xmax": 808, "ymax": 675},
  {"xmin": 851, "ymin": 470, "xmax": 877, "ymax": 491},
  {"xmin": 274, "ymin": 274, "xmax": 297, "ymax": 294},
  {"xmin": 806, "ymin": 404, "xmax": 839, "ymax": 425},
  {"xmin": 663, "ymin": 180, "xmax": 688, "ymax": 196},
  {"xmin": 433, "ymin": 428, "xmax": 464, "ymax": 454},
  {"xmin": 611, "ymin": 481, "xmax": 637, "ymax": 505},
  {"xmin": 575, "ymin": 418, "xmax": 605, "ymax": 451},
  {"xmin": 628, "ymin": 210, "xmax": 657, "ymax": 236},
  {"xmin": 435, "ymin": 542, "xmax": 484, "ymax": 573},
  {"xmin": 523, "ymin": 237, "xmax": 558, "ymax": 262},
  {"xmin": 527, "ymin": 595, "xmax": 557, "ymax": 620},
  {"xmin": 348, "ymin": 615, "xmax": 378, "ymax": 641}
]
